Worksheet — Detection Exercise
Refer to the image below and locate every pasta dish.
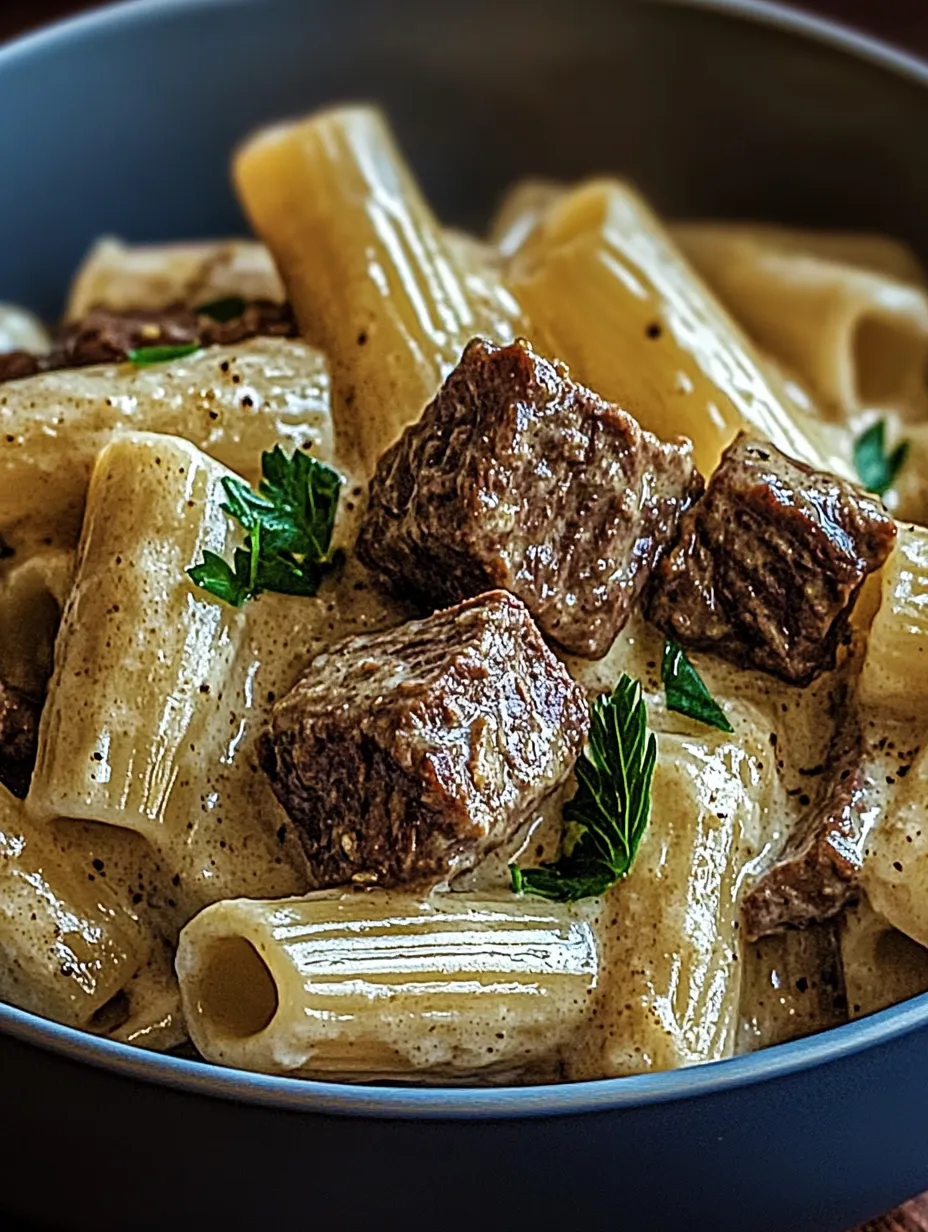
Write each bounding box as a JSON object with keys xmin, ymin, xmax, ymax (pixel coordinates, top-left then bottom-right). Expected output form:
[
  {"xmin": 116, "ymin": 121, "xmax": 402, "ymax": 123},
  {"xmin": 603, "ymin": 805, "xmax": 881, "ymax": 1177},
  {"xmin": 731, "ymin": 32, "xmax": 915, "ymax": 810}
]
[{"xmin": 2, "ymin": 104, "xmax": 927, "ymax": 1084}]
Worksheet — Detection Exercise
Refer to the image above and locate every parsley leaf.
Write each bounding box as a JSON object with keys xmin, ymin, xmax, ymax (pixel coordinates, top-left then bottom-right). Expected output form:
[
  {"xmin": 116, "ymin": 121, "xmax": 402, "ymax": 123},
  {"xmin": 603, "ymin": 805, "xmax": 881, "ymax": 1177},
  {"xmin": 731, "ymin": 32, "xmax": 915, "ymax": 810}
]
[
  {"xmin": 196, "ymin": 295, "xmax": 247, "ymax": 323},
  {"xmin": 128, "ymin": 343, "xmax": 201, "ymax": 367},
  {"xmin": 187, "ymin": 549, "xmax": 253, "ymax": 607},
  {"xmin": 661, "ymin": 638, "xmax": 733, "ymax": 733},
  {"xmin": 510, "ymin": 675, "xmax": 656, "ymax": 903},
  {"xmin": 854, "ymin": 419, "xmax": 909, "ymax": 497},
  {"xmin": 187, "ymin": 447, "xmax": 342, "ymax": 607}
]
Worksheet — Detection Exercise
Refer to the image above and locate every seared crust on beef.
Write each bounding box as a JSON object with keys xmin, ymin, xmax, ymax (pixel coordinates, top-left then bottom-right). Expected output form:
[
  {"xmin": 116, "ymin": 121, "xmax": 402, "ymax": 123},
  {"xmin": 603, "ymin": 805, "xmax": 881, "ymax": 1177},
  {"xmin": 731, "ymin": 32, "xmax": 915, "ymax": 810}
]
[
  {"xmin": 0, "ymin": 679, "xmax": 41, "ymax": 800},
  {"xmin": 357, "ymin": 337, "xmax": 703, "ymax": 659},
  {"xmin": 647, "ymin": 434, "xmax": 897, "ymax": 685},
  {"xmin": 259, "ymin": 590, "xmax": 589, "ymax": 889},
  {"xmin": 742, "ymin": 737, "xmax": 868, "ymax": 940},
  {"xmin": 0, "ymin": 301, "xmax": 297, "ymax": 384}
]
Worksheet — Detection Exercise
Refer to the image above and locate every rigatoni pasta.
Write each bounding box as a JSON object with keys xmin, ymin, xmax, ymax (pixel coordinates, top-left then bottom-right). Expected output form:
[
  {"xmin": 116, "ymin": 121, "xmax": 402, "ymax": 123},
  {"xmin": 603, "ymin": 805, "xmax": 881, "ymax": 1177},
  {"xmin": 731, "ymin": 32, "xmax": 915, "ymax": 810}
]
[
  {"xmin": 0, "ymin": 789, "xmax": 150, "ymax": 1028},
  {"xmin": 671, "ymin": 222, "xmax": 927, "ymax": 289},
  {"xmin": 28, "ymin": 433, "xmax": 251, "ymax": 840},
  {"xmin": 672, "ymin": 223, "xmax": 928, "ymax": 418},
  {"xmin": 0, "ymin": 337, "xmax": 333, "ymax": 556},
  {"xmin": 27, "ymin": 432, "xmax": 312, "ymax": 914},
  {"xmin": 857, "ymin": 523, "xmax": 928, "ymax": 718},
  {"xmin": 0, "ymin": 302, "xmax": 50, "ymax": 354},
  {"xmin": 489, "ymin": 178, "xmax": 564, "ymax": 257},
  {"xmin": 66, "ymin": 237, "xmax": 286, "ymax": 319},
  {"xmin": 738, "ymin": 924, "xmax": 847, "ymax": 1051},
  {"xmin": 234, "ymin": 104, "xmax": 527, "ymax": 473},
  {"xmin": 505, "ymin": 179, "xmax": 847, "ymax": 476},
  {"xmin": 841, "ymin": 895, "xmax": 928, "ymax": 1020},
  {"xmin": 176, "ymin": 891, "xmax": 598, "ymax": 1080},
  {"xmin": 571, "ymin": 727, "xmax": 774, "ymax": 1078}
]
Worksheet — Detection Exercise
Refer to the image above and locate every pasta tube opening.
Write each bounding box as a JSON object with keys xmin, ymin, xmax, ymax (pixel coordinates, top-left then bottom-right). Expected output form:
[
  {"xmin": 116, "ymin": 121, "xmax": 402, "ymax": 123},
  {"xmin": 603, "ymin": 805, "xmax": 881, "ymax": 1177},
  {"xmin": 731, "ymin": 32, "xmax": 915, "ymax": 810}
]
[
  {"xmin": 673, "ymin": 223, "xmax": 928, "ymax": 418},
  {"xmin": 853, "ymin": 310, "xmax": 928, "ymax": 408},
  {"xmin": 194, "ymin": 936, "xmax": 279, "ymax": 1039},
  {"xmin": 0, "ymin": 549, "xmax": 72, "ymax": 697}
]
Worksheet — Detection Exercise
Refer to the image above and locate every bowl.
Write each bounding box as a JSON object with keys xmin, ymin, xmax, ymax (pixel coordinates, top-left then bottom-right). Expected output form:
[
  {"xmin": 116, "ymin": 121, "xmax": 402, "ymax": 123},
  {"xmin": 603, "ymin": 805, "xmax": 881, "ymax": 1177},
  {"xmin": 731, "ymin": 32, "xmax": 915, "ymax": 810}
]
[{"xmin": 3, "ymin": 1, "xmax": 928, "ymax": 1229}]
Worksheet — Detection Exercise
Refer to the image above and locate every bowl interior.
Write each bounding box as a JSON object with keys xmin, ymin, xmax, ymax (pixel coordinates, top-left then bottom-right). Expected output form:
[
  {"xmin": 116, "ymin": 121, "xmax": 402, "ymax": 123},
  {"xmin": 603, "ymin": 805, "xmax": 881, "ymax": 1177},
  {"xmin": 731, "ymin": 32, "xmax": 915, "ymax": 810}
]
[{"xmin": 2, "ymin": 0, "xmax": 928, "ymax": 1115}]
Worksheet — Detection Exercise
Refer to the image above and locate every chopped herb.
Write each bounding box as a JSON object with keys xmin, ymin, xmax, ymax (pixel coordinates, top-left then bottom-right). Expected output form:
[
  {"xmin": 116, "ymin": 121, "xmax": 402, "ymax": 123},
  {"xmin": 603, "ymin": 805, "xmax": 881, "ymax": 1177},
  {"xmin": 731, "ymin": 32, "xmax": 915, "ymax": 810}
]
[
  {"xmin": 661, "ymin": 638, "xmax": 733, "ymax": 733},
  {"xmin": 128, "ymin": 343, "xmax": 201, "ymax": 367},
  {"xmin": 196, "ymin": 295, "xmax": 247, "ymax": 323},
  {"xmin": 854, "ymin": 419, "xmax": 909, "ymax": 497},
  {"xmin": 187, "ymin": 446, "xmax": 342, "ymax": 607},
  {"xmin": 510, "ymin": 675, "xmax": 656, "ymax": 902}
]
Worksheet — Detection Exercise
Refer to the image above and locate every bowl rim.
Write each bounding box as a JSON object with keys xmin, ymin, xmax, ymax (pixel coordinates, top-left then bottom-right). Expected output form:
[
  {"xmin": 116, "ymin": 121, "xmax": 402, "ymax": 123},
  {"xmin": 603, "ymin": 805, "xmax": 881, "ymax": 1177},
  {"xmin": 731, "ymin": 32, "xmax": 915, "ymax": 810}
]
[
  {"xmin": 4, "ymin": 989, "xmax": 928, "ymax": 1119},
  {"xmin": 3, "ymin": 0, "xmax": 928, "ymax": 1119}
]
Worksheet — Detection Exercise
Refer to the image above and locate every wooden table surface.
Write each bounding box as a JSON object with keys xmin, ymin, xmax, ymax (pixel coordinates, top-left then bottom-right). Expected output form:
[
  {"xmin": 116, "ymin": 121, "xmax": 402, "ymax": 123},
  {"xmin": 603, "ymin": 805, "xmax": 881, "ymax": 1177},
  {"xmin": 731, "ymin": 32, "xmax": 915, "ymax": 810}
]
[{"xmin": 2, "ymin": 1, "xmax": 928, "ymax": 1229}]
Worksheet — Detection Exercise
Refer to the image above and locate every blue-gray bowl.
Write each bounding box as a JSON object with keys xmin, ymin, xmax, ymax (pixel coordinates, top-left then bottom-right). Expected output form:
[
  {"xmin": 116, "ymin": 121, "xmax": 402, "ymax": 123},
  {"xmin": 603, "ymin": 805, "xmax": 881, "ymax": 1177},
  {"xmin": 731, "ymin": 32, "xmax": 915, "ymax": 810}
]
[{"xmin": 2, "ymin": 2, "xmax": 928, "ymax": 1229}]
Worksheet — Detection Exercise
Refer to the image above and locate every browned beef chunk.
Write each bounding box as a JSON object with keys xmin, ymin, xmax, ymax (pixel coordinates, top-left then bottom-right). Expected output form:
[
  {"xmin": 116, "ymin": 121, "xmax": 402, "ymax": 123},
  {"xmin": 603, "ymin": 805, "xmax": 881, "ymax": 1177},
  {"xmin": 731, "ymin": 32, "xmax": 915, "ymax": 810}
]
[
  {"xmin": 0, "ymin": 679, "xmax": 41, "ymax": 800},
  {"xmin": 259, "ymin": 590, "xmax": 589, "ymax": 889},
  {"xmin": 647, "ymin": 435, "xmax": 897, "ymax": 685},
  {"xmin": 0, "ymin": 300, "xmax": 297, "ymax": 385},
  {"xmin": 53, "ymin": 306, "xmax": 202, "ymax": 365},
  {"xmin": 201, "ymin": 300, "xmax": 297, "ymax": 346},
  {"xmin": 742, "ymin": 737, "xmax": 869, "ymax": 940},
  {"xmin": 0, "ymin": 351, "xmax": 41, "ymax": 383},
  {"xmin": 356, "ymin": 337, "xmax": 703, "ymax": 660}
]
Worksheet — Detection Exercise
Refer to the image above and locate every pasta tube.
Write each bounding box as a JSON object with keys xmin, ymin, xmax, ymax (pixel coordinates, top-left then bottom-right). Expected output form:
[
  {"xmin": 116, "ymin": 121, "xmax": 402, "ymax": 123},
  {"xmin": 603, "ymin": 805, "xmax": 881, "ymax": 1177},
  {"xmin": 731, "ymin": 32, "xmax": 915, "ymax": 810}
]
[
  {"xmin": 857, "ymin": 524, "xmax": 928, "ymax": 718},
  {"xmin": 489, "ymin": 178, "xmax": 565, "ymax": 257},
  {"xmin": 0, "ymin": 337, "xmax": 333, "ymax": 556},
  {"xmin": 176, "ymin": 891, "xmax": 599, "ymax": 1081},
  {"xmin": 66, "ymin": 237, "xmax": 285, "ymax": 318},
  {"xmin": 0, "ymin": 789, "xmax": 150, "ymax": 1028},
  {"xmin": 506, "ymin": 179, "xmax": 848, "ymax": 476},
  {"xmin": 27, "ymin": 433, "xmax": 309, "ymax": 910},
  {"xmin": 860, "ymin": 739, "xmax": 928, "ymax": 950},
  {"xmin": 442, "ymin": 228, "xmax": 525, "ymax": 340},
  {"xmin": 841, "ymin": 894, "xmax": 928, "ymax": 1020},
  {"xmin": 890, "ymin": 421, "xmax": 928, "ymax": 524},
  {"xmin": 672, "ymin": 225, "xmax": 928, "ymax": 417},
  {"xmin": 31, "ymin": 433, "xmax": 406, "ymax": 917},
  {"xmin": 672, "ymin": 222, "xmax": 927, "ymax": 288},
  {"xmin": 0, "ymin": 303, "xmax": 50, "ymax": 354},
  {"xmin": 570, "ymin": 728, "xmax": 774, "ymax": 1079},
  {"xmin": 29, "ymin": 433, "xmax": 249, "ymax": 838},
  {"xmin": 234, "ymin": 104, "xmax": 526, "ymax": 473},
  {"xmin": 738, "ymin": 924, "xmax": 846, "ymax": 1052},
  {"xmin": 103, "ymin": 940, "xmax": 188, "ymax": 1051},
  {"xmin": 46, "ymin": 816, "xmax": 186, "ymax": 1045}
]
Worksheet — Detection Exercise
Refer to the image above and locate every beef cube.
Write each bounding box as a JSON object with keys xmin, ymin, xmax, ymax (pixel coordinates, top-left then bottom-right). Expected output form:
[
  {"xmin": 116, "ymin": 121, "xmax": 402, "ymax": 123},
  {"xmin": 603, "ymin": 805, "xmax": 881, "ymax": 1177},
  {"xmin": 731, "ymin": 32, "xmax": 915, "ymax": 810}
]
[
  {"xmin": 357, "ymin": 337, "xmax": 703, "ymax": 660},
  {"xmin": 0, "ymin": 302, "xmax": 298, "ymax": 386},
  {"xmin": 0, "ymin": 678, "xmax": 41, "ymax": 799},
  {"xmin": 742, "ymin": 738, "xmax": 869, "ymax": 941},
  {"xmin": 259, "ymin": 590, "xmax": 589, "ymax": 889},
  {"xmin": 647, "ymin": 435, "xmax": 897, "ymax": 685}
]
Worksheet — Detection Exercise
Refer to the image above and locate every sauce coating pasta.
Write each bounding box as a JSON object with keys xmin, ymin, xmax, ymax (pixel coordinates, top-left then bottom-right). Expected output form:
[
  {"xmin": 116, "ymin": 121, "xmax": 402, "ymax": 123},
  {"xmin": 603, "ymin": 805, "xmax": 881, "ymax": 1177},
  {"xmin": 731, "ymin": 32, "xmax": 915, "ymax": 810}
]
[{"xmin": 0, "ymin": 104, "xmax": 923, "ymax": 1085}]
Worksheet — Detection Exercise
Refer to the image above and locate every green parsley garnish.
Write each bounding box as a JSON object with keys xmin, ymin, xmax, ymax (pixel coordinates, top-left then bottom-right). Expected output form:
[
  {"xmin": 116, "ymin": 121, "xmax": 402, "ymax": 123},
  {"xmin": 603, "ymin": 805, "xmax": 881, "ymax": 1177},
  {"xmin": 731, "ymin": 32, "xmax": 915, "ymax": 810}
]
[
  {"xmin": 661, "ymin": 638, "xmax": 733, "ymax": 733},
  {"xmin": 510, "ymin": 675, "xmax": 656, "ymax": 902},
  {"xmin": 128, "ymin": 343, "xmax": 201, "ymax": 367},
  {"xmin": 853, "ymin": 419, "xmax": 909, "ymax": 497},
  {"xmin": 187, "ymin": 447, "xmax": 342, "ymax": 607},
  {"xmin": 196, "ymin": 295, "xmax": 247, "ymax": 323}
]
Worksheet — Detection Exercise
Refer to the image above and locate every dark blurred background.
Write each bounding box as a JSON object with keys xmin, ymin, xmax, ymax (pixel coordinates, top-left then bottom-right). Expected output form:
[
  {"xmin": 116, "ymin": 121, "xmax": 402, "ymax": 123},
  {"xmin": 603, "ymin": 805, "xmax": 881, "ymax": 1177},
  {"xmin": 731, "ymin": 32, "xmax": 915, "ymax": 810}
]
[{"xmin": 1, "ymin": 0, "xmax": 928, "ymax": 52}]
